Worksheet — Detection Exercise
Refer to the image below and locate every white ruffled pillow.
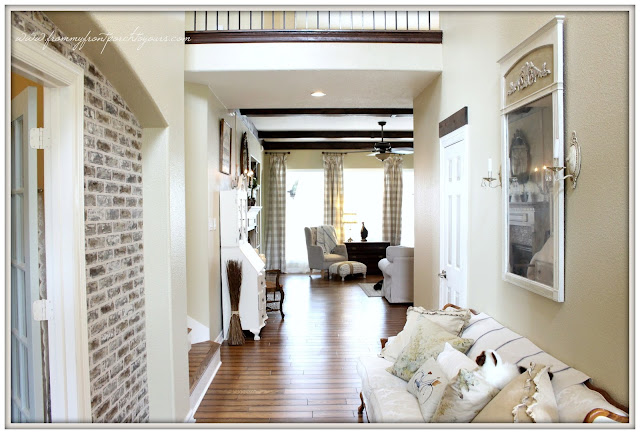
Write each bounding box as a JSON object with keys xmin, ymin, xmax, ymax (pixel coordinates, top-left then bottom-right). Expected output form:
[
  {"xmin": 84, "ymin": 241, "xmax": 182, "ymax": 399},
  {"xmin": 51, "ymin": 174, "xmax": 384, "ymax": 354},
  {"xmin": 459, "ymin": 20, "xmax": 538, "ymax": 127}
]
[
  {"xmin": 436, "ymin": 342, "xmax": 477, "ymax": 381},
  {"xmin": 381, "ymin": 306, "xmax": 472, "ymax": 362},
  {"xmin": 472, "ymin": 363, "xmax": 558, "ymax": 423}
]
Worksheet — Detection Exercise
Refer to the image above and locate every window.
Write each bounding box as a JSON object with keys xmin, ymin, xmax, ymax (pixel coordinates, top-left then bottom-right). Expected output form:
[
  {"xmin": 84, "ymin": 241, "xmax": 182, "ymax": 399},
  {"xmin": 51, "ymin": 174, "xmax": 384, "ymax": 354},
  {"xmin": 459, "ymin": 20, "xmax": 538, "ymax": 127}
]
[
  {"xmin": 285, "ymin": 169, "xmax": 324, "ymax": 273},
  {"xmin": 343, "ymin": 168, "xmax": 414, "ymax": 247},
  {"xmin": 343, "ymin": 169, "xmax": 384, "ymax": 242}
]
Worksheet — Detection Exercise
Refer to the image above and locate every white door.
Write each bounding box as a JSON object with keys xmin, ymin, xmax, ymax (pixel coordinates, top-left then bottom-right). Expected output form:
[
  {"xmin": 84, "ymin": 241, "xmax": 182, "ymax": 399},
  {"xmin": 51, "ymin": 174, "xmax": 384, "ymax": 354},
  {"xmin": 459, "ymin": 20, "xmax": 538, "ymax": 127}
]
[
  {"xmin": 10, "ymin": 86, "xmax": 44, "ymax": 422},
  {"xmin": 439, "ymin": 126, "xmax": 468, "ymax": 308}
]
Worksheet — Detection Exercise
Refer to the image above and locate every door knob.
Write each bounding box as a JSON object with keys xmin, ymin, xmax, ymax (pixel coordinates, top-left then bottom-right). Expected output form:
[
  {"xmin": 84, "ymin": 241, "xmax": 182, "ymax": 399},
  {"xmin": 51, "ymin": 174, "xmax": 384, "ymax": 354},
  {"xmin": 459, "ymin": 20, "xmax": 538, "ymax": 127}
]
[{"xmin": 438, "ymin": 270, "xmax": 447, "ymax": 279}]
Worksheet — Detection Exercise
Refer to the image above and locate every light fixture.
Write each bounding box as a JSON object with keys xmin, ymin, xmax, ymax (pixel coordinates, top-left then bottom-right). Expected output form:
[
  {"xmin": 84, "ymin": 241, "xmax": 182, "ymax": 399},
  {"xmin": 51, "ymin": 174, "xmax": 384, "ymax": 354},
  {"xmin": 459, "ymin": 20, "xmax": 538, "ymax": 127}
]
[
  {"xmin": 311, "ymin": 91, "xmax": 326, "ymax": 97},
  {"xmin": 543, "ymin": 131, "xmax": 581, "ymax": 189},
  {"xmin": 375, "ymin": 153, "xmax": 391, "ymax": 161},
  {"xmin": 481, "ymin": 157, "xmax": 501, "ymax": 188}
]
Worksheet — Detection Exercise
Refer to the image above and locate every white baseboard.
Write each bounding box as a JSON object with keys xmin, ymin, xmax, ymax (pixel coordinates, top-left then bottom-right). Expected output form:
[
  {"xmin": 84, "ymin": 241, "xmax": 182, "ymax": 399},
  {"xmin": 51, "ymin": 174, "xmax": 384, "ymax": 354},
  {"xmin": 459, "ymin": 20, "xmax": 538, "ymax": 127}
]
[
  {"xmin": 187, "ymin": 316, "xmax": 210, "ymax": 344},
  {"xmin": 213, "ymin": 330, "xmax": 223, "ymax": 344},
  {"xmin": 185, "ymin": 349, "xmax": 221, "ymax": 423}
]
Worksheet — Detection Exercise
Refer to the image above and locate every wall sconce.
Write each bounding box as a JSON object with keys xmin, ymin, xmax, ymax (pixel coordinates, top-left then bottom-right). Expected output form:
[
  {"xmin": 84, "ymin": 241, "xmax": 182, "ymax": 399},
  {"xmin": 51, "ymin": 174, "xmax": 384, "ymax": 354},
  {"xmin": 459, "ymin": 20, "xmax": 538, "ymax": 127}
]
[
  {"xmin": 481, "ymin": 158, "xmax": 502, "ymax": 188},
  {"xmin": 543, "ymin": 131, "xmax": 581, "ymax": 189}
]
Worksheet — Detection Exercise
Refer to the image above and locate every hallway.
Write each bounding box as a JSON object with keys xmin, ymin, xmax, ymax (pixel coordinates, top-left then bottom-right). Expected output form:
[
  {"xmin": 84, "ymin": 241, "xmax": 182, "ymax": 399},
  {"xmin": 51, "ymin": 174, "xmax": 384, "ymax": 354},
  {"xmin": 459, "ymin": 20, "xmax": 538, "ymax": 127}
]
[{"xmin": 194, "ymin": 274, "xmax": 410, "ymax": 423}]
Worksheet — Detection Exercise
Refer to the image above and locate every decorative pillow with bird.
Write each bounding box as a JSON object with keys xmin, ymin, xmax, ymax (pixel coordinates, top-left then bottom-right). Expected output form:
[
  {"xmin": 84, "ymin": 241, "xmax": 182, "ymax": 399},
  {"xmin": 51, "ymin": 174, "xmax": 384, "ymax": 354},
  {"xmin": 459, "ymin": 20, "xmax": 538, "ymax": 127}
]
[{"xmin": 407, "ymin": 358, "xmax": 448, "ymax": 422}]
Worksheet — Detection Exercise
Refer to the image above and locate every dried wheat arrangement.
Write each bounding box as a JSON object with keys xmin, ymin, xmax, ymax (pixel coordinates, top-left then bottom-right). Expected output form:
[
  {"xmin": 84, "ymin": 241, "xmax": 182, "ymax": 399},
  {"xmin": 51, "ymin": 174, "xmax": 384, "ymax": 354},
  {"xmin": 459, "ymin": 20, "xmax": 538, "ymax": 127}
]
[{"xmin": 226, "ymin": 259, "xmax": 245, "ymax": 346}]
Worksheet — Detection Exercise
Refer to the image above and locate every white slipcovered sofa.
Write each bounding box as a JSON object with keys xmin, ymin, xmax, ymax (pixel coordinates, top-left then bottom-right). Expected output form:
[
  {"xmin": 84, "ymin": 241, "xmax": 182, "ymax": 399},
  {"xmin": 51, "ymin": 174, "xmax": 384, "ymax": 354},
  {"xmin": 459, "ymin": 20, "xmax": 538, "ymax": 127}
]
[
  {"xmin": 378, "ymin": 246, "xmax": 414, "ymax": 303},
  {"xmin": 356, "ymin": 305, "xmax": 629, "ymax": 424}
]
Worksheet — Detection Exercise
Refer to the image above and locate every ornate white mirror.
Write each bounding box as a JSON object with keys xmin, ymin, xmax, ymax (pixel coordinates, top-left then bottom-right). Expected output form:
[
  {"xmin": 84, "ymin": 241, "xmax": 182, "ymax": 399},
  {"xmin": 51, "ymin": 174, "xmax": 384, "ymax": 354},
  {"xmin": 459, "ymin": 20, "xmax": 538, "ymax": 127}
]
[{"xmin": 499, "ymin": 16, "xmax": 565, "ymax": 302}]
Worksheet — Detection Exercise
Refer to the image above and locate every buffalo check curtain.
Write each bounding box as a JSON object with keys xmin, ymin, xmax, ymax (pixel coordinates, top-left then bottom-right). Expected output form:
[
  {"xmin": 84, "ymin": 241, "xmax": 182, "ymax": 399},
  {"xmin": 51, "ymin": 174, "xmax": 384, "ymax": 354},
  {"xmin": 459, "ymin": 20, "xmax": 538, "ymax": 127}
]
[
  {"xmin": 323, "ymin": 153, "xmax": 345, "ymax": 243},
  {"xmin": 383, "ymin": 155, "xmax": 403, "ymax": 246},
  {"xmin": 266, "ymin": 153, "xmax": 287, "ymax": 270}
]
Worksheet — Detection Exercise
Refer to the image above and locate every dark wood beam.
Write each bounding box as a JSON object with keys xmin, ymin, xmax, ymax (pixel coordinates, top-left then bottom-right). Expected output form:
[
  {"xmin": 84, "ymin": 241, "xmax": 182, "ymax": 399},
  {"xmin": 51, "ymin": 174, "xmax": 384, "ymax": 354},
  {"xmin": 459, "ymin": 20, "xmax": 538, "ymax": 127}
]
[
  {"xmin": 439, "ymin": 107, "xmax": 468, "ymax": 138},
  {"xmin": 185, "ymin": 30, "xmax": 443, "ymax": 45},
  {"xmin": 259, "ymin": 130, "xmax": 413, "ymax": 139},
  {"xmin": 240, "ymin": 108, "xmax": 413, "ymax": 117},
  {"xmin": 262, "ymin": 141, "xmax": 413, "ymax": 151}
]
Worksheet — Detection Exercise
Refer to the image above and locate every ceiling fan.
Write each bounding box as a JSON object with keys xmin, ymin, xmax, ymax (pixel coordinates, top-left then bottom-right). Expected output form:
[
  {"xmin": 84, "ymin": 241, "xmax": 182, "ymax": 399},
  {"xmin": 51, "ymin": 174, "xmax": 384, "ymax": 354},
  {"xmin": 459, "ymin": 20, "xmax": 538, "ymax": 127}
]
[{"xmin": 347, "ymin": 121, "xmax": 414, "ymax": 161}]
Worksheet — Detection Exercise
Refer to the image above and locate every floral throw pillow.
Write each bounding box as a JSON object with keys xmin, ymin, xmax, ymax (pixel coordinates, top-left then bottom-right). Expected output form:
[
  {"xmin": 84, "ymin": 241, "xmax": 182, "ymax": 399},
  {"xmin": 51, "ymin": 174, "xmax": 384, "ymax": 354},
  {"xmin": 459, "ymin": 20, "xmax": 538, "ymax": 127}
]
[
  {"xmin": 407, "ymin": 358, "xmax": 448, "ymax": 422},
  {"xmin": 387, "ymin": 317, "xmax": 474, "ymax": 381}
]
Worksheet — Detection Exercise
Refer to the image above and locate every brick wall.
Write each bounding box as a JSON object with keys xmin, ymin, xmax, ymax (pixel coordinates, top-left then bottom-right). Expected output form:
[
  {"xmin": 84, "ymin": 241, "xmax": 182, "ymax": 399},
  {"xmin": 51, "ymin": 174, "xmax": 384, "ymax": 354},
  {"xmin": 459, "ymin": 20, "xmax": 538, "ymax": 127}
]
[{"xmin": 12, "ymin": 12, "xmax": 149, "ymax": 422}]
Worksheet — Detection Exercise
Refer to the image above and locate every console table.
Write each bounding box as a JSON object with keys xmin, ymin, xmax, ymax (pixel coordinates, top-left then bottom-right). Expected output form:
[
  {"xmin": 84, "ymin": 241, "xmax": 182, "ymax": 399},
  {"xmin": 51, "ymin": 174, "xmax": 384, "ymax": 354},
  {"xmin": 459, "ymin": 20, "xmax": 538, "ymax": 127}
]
[{"xmin": 345, "ymin": 241, "xmax": 390, "ymax": 275}]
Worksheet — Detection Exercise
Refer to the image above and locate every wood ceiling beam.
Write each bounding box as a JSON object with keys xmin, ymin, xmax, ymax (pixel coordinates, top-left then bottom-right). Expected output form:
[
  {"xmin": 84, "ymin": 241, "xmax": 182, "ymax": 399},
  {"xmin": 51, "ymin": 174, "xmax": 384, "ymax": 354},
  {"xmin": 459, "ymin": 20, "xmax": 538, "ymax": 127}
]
[
  {"xmin": 259, "ymin": 130, "xmax": 413, "ymax": 139},
  {"xmin": 262, "ymin": 141, "xmax": 413, "ymax": 150},
  {"xmin": 239, "ymin": 108, "xmax": 413, "ymax": 117},
  {"xmin": 185, "ymin": 30, "xmax": 443, "ymax": 45}
]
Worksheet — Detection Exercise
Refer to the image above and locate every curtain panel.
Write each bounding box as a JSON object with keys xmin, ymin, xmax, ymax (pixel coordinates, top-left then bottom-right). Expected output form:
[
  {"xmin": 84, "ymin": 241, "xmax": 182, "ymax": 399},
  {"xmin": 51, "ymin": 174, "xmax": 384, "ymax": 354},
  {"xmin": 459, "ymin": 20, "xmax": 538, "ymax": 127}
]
[
  {"xmin": 266, "ymin": 153, "xmax": 287, "ymax": 270},
  {"xmin": 323, "ymin": 153, "xmax": 345, "ymax": 243},
  {"xmin": 383, "ymin": 155, "xmax": 403, "ymax": 246}
]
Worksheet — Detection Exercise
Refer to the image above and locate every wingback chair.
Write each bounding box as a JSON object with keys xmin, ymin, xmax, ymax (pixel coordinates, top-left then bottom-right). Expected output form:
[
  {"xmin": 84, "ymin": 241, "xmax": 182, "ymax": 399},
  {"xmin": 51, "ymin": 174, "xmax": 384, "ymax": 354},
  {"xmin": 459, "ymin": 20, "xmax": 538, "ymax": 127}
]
[
  {"xmin": 378, "ymin": 246, "xmax": 414, "ymax": 303},
  {"xmin": 304, "ymin": 226, "xmax": 348, "ymax": 276}
]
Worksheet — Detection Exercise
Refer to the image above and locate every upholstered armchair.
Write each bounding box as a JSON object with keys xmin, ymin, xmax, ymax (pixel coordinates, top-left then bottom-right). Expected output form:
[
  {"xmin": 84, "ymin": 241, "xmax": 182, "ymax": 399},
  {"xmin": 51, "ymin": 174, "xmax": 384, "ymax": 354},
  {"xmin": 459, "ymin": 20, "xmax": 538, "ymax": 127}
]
[
  {"xmin": 378, "ymin": 246, "xmax": 414, "ymax": 303},
  {"xmin": 304, "ymin": 226, "xmax": 348, "ymax": 276}
]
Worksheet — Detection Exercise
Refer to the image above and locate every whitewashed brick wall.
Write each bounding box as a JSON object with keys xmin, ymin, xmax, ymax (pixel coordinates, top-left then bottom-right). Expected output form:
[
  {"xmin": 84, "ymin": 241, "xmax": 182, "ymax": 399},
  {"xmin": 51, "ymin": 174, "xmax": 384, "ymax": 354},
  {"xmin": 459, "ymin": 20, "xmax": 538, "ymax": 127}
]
[{"xmin": 12, "ymin": 11, "xmax": 149, "ymax": 422}]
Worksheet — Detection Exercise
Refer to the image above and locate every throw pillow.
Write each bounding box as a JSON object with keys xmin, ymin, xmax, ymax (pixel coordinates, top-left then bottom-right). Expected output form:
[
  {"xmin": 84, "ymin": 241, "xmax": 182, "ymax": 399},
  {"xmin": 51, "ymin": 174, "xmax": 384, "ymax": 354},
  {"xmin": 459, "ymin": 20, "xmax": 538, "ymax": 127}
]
[
  {"xmin": 431, "ymin": 368, "xmax": 499, "ymax": 423},
  {"xmin": 407, "ymin": 358, "xmax": 448, "ymax": 422},
  {"xmin": 472, "ymin": 363, "xmax": 559, "ymax": 423},
  {"xmin": 387, "ymin": 317, "xmax": 474, "ymax": 381},
  {"xmin": 437, "ymin": 342, "xmax": 478, "ymax": 381},
  {"xmin": 381, "ymin": 306, "xmax": 472, "ymax": 362}
]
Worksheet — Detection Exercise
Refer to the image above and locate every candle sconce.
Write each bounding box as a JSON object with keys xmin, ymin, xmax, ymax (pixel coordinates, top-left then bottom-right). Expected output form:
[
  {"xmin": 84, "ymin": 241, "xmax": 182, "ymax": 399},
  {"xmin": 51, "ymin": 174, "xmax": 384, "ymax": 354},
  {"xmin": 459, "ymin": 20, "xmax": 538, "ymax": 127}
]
[
  {"xmin": 543, "ymin": 131, "xmax": 581, "ymax": 189},
  {"xmin": 481, "ymin": 166, "xmax": 502, "ymax": 188}
]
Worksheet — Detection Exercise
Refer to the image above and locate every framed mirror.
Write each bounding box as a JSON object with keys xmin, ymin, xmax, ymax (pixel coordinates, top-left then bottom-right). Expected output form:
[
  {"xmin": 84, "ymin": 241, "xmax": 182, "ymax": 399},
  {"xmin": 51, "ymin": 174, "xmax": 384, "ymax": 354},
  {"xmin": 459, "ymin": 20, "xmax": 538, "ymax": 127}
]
[
  {"xmin": 240, "ymin": 132, "xmax": 249, "ymax": 176},
  {"xmin": 499, "ymin": 16, "xmax": 565, "ymax": 302}
]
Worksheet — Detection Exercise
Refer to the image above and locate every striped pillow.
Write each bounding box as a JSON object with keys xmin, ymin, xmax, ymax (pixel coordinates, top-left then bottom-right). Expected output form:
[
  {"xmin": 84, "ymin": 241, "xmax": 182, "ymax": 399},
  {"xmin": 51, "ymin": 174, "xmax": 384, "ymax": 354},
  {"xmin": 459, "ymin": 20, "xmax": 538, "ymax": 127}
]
[{"xmin": 461, "ymin": 313, "xmax": 589, "ymax": 392}]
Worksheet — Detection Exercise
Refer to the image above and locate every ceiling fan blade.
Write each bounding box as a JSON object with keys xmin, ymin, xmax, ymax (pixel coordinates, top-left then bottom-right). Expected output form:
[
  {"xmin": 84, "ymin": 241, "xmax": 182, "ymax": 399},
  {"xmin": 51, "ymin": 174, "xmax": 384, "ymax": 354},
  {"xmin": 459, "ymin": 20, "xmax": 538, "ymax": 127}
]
[
  {"xmin": 367, "ymin": 152, "xmax": 378, "ymax": 157},
  {"xmin": 391, "ymin": 147, "xmax": 414, "ymax": 154},
  {"xmin": 343, "ymin": 149, "xmax": 375, "ymax": 154}
]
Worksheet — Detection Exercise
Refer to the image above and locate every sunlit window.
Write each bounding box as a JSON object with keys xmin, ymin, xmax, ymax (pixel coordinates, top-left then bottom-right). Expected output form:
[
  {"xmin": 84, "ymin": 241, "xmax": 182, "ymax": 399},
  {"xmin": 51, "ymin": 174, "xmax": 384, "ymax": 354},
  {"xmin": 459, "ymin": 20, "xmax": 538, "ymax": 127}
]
[
  {"xmin": 285, "ymin": 169, "xmax": 324, "ymax": 273},
  {"xmin": 284, "ymin": 167, "xmax": 414, "ymax": 273}
]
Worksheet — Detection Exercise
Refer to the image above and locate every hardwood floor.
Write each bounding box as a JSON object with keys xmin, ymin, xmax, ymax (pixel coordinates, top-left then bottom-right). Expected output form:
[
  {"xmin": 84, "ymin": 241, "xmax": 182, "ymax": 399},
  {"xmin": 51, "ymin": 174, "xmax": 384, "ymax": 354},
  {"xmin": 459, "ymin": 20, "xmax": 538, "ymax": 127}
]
[{"xmin": 194, "ymin": 274, "xmax": 410, "ymax": 424}]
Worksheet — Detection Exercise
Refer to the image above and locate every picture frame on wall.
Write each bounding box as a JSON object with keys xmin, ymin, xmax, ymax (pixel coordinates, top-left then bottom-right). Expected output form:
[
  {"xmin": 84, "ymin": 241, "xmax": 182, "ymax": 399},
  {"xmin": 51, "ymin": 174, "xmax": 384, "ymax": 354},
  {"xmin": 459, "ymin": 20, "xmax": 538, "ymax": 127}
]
[
  {"xmin": 499, "ymin": 16, "xmax": 565, "ymax": 302},
  {"xmin": 220, "ymin": 119, "xmax": 232, "ymax": 175}
]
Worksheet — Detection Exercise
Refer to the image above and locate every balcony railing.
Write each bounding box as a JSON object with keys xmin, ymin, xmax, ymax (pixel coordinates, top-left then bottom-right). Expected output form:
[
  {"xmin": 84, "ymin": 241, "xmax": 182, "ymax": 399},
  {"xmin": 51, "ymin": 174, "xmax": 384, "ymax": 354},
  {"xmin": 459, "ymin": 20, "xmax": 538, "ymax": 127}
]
[{"xmin": 185, "ymin": 10, "xmax": 442, "ymax": 44}]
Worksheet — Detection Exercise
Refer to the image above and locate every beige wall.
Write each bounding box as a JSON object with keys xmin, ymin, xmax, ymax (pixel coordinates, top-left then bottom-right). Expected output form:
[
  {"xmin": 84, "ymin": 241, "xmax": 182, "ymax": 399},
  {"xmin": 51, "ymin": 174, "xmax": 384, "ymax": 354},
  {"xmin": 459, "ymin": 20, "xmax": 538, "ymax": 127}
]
[
  {"xmin": 413, "ymin": 11, "xmax": 630, "ymax": 405},
  {"xmin": 185, "ymin": 83, "xmax": 263, "ymax": 340}
]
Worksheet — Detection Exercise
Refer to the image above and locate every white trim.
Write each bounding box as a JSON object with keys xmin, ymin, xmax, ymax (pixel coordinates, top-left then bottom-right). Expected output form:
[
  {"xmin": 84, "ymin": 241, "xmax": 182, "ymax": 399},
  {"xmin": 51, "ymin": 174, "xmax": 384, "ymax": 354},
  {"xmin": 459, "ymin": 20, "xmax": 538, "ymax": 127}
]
[
  {"xmin": 186, "ymin": 316, "xmax": 210, "ymax": 345},
  {"xmin": 213, "ymin": 330, "xmax": 223, "ymax": 345},
  {"xmin": 11, "ymin": 32, "xmax": 92, "ymax": 422},
  {"xmin": 185, "ymin": 351, "xmax": 221, "ymax": 423}
]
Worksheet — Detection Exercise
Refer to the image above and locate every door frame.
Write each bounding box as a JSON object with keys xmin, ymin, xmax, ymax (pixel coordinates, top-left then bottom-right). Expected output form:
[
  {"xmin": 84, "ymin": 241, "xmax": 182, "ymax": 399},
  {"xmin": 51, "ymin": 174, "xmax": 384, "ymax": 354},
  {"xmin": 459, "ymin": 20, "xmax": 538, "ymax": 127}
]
[
  {"xmin": 438, "ymin": 125, "xmax": 469, "ymax": 308},
  {"xmin": 10, "ymin": 30, "xmax": 91, "ymax": 422}
]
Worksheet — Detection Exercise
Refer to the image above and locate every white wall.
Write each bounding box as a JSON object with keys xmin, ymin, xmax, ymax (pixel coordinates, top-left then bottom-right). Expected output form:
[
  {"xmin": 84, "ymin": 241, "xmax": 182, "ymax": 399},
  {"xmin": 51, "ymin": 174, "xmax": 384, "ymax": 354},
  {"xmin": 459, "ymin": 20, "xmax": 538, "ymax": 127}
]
[
  {"xmin": 185, "ymin": 83, "xmax": 263, "ymax": 342},
  {"xmin": 413, "ymin": 11, "xmax": 630, "ymax": 404}
]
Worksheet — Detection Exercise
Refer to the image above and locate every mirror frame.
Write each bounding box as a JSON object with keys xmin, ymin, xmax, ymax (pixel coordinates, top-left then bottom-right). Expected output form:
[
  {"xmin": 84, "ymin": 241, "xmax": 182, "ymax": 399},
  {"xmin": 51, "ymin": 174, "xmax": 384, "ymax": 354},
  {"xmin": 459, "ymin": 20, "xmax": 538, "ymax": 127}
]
[{"xmin": 499, "ymin": 16, "xmax": 565, "ymax": 302}]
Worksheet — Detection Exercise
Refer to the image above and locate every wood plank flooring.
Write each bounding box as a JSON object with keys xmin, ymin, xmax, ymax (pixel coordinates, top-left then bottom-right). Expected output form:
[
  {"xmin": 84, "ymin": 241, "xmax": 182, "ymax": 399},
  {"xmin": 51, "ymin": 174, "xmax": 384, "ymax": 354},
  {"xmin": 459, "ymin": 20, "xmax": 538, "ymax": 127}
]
[
  {"xmin": 188, "ymin": 341, "xmax": 221, "ymax": 394},
  {"xmin": 194, "ymin": 274, "xmax": 410, "ymax": 424}
]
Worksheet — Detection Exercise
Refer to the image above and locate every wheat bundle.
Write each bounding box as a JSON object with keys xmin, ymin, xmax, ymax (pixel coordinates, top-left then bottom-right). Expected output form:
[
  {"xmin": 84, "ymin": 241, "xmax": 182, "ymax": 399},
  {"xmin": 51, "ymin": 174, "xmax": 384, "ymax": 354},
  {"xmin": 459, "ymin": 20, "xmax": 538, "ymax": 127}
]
[{"xmin": 226, "ymin": 259, "xmax": 245, "ymax": 346}]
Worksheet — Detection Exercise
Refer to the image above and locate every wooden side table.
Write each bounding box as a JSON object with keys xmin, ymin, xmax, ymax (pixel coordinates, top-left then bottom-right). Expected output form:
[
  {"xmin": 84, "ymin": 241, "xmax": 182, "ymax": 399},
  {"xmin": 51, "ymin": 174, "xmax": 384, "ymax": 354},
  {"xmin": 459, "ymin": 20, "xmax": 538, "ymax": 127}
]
[{"xmin": 344, "ymin": 241, "xmax": 390, "ymax": 275}]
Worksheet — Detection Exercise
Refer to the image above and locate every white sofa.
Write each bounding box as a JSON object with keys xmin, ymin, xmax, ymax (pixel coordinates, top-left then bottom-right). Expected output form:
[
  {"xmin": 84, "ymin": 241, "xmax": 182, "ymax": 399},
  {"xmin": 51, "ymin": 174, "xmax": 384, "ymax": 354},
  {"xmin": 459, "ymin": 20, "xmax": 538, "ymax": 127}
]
[
  {"xmin": 356, "ymin": 307, "xmax": 629, "ymax": 424},
  {"xmin": 378, "ymin": 246, "xmax": 414, "ymax": 303}
]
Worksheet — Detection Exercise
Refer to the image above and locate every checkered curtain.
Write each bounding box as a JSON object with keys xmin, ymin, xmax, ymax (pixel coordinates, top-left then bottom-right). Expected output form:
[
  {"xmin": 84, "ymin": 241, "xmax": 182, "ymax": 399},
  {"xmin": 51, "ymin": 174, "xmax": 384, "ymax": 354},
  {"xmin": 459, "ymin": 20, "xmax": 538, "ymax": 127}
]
[
  {"xmin": 266, "ymin": 153, "xmax": 287, "ymax": 270},
  {"xmin": 323, "ymin": 153, "xmax": 345, "ymax": 243},
  {"xmin": 383, "ymin": 155, "xmax": 403, "ymax": 246}
]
